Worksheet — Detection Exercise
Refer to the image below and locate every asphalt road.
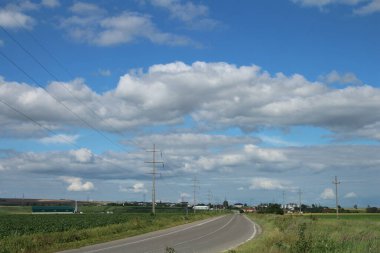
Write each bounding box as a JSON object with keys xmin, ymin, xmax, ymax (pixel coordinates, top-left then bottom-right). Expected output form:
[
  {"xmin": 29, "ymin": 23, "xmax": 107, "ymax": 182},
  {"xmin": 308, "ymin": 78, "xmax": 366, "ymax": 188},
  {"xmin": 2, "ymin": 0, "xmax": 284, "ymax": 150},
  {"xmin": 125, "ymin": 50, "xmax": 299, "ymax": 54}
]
[{"xmin": 59, "ymin": 214, "xmax": 260, "ymax": 253}]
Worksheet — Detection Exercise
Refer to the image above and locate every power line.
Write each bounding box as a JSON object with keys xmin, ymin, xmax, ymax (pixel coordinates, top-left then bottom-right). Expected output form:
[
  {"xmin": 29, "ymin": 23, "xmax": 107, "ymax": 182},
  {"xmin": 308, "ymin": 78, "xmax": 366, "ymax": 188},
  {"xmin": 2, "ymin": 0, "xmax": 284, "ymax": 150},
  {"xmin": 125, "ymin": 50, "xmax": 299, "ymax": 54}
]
[
  {"xmin": 3, "ymin": 23, "xmax": 131, "ymax": 138},
  {"xmin": 0, "ymin": 25, "xmax": 129, "ymax": 152},
  {"xmin": 0, "ymin": 49, "xmax": 128, "ymax": 152},
  {"xmin": 0, "ymin": 97, "xmax": 129, "ymax": 176}
]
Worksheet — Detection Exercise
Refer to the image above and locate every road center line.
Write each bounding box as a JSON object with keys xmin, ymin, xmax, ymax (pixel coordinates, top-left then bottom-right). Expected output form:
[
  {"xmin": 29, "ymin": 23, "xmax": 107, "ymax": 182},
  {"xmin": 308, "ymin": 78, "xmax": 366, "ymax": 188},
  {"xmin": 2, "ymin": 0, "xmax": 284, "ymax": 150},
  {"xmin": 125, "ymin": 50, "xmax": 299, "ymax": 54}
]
[{"xmin": 79, "ymin": 215, "xmax": 227, "ymax": 253}]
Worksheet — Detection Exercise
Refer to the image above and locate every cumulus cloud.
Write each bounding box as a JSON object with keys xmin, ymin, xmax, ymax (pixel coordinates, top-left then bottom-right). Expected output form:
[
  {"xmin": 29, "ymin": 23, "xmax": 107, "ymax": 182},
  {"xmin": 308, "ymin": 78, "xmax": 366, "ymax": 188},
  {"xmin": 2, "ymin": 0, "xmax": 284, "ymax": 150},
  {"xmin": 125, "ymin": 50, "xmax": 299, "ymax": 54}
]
[
  {"xmin": 320, "ymin": 188, "xmax": 335, "ymax": 199},
  {"xmin": 129, "ymin": 133, "xmax": 259, "ymax": 155},
  {"xmin": 0, "ymin": 9, "xmax": 35, "ymax": 30},
  {"xmin": 319, "ymin": 70, "xmax": 362, "ymax": 86},
  {"xmin": 344, "ymin": 192, "xmax": 357, "ymax": 198},
  {"xmin": 119, "ymin": 182, "xmax": 147, "ymax": 193},
  {"xmin": 69, "ymin": 148, "xmax": 94, "ymax": 163},
  {"xmin": 60, "ymin": 2, "xmax": 194, "ymax": 46},
  {"xmin": 39, "ymin": 134, "xmax": 79, "ymax": 145},
  {"xmin": 249, "ymin": 177, "xmax": 294, "ymax": 190},
  {"xmin": 41, "ymin": 0, "xmax": 60, "ymax": 8},
  {"xmin": 354, "ymin": 0, "xmax": 380, "ymax": 15},
  {"xmin": 2, "ymin": 61, "xmax": 380, "ymax": 142},
  {"xmin": 292, "ymin": 0, "xmax": 380, "ymax": 15},
  {"xmin": 60, "ymin": 176, "xmax": 94, "ymax": 191},
  {"xmin": 292, "ymin": 0, "xmax": 365, "ymax": 8},
  {"xmin": 181, "ymin": 144, "xmax": 288, "ymax": 173},
  {"xmin": 147, "ymin": 0, "xmax": 219, "ymax": 30}
]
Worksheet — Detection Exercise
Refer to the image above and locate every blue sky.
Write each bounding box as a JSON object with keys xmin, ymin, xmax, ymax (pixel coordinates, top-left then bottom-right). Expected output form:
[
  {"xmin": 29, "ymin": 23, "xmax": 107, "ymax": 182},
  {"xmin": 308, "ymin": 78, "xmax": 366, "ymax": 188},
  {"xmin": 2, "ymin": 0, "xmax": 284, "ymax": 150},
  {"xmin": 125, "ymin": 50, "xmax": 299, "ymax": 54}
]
[{"xmin": 0, "ymin": 0, "xmax": 380, "ymax": 207}]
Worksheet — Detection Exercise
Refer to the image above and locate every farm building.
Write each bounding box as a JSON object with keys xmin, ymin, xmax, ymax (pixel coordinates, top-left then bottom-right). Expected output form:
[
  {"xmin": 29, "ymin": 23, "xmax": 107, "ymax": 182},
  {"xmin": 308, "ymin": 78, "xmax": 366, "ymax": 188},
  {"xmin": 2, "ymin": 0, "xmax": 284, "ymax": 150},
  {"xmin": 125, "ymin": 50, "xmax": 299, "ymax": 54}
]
[{"xmin": 32, "ymin": 206, "xmax": 75, "ymax": 214}]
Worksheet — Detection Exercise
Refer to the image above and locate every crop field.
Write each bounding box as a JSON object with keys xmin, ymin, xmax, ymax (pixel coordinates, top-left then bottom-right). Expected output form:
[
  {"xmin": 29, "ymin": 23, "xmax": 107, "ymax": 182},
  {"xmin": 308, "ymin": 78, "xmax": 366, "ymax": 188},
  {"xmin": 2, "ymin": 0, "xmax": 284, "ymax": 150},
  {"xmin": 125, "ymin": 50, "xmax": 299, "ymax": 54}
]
[
  {"xmin": 0, "ymin": 206, "xmax": 31, "ymax": 215},
  {"xmin": 233, "ymin": 213, "xmax": 380, "ymax": 253},
  {"xmin": 0, "ymin": 207, "xmax": 220, "ymax": 253}
]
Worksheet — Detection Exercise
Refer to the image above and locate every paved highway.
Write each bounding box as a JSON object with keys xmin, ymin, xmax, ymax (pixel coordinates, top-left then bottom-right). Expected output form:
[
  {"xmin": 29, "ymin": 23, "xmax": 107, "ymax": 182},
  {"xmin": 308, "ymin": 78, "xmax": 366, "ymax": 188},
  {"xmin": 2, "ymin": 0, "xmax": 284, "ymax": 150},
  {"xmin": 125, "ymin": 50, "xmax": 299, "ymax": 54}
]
[{"xmin": 59, "ymin": 214, "xmax": 260, "ymax": 253}]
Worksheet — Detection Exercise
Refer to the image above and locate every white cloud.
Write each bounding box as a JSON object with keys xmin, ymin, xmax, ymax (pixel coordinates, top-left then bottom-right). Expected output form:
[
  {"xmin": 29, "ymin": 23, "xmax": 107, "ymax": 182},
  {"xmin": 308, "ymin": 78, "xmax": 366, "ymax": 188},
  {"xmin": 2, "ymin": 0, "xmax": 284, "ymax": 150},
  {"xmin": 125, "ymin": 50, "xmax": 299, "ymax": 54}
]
[
  {"xmin": 119, "ymin": 182, "xmax": 147, "ymax": 193},
  {"xmin": 2, "ymin": 61, "xmax": 380, "ymax": 142},
  {"xmin": 60, "ymin": 176, "xmax": 94, "ymax": 191},
  {"xmin": 69, "ymin": 2, "xmax": 105, "ymax": 15},
  {"xmin": 292, "ymin": 0, "xmax": 380, "ymax": 15},
  {"xmin": 320, "ymin": 188, "xmax": 335, "ymax": 199},
  {"xmin": 354, "ymin": 0, "xmax": 380, "ymax": 15},
  {"xmin": 259, "ymin": 135, "xmax": 301, "ymax": 147},
  {"xmin": 292, "ymin": 0, "xmax": 366, "ymax": 8},
  {"xmin": 249, "ymin": 177, "xmax": 294, "ymax": 190},
  {"xmin": 148, "ymin": 0, "xmax": 219, "ymax": 30},
  {"xmin": 0, "ymin": 9, "xmax": 35, "ymax": 30},
  {"xmin": 344, "ymin": 192, "xmax": 357, "ymax": 198},
  {"xmin": 237, "ymin": 187, "xmax": 244, "ymax": 191},
  {"xmin": 41, "ymin": 0, "xmax": 60, "ymax": 8},
  {"xmin": 319, "ymin": 70, "xmax": 362, "ymax": 86},
  {"xmin": 39, "ymin": 134, "xmax": 79, "ymax": 145},
  {"xmin": 61, "ymin": 2, "xmax": 194, "ymax": 46},
  {"xmin": 0, "ymin": 40, "xmax": 4, "ymax": 46},
  {"xmin": 69, "ymin": 148, "xmax": 94, "ymax": 163},
  {"xmin": 130, "ymin": 133, "xmax": 259, "ymax": 155}
]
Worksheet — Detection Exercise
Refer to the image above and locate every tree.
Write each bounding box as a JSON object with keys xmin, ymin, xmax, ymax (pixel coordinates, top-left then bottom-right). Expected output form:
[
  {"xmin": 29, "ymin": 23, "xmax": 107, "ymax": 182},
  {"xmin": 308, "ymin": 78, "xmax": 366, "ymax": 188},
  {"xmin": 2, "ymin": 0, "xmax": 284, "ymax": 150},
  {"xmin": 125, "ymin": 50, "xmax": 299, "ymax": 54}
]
[
  {"xmin": 354, "ymin": 204, "xmax": 358, "ymax": 209},
  {"xmin": 223, "ymin": 200, "xmax": 229, "ymax": 209}
]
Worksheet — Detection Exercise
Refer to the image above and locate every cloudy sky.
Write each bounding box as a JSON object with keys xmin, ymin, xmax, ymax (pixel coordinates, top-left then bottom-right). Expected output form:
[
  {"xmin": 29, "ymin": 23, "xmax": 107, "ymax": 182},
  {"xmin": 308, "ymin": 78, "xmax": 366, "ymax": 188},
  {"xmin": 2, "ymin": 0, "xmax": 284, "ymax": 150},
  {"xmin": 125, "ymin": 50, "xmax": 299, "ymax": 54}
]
[{"xmin": 0, "ymin": 0, "xmax": 379, "ymax": 207}]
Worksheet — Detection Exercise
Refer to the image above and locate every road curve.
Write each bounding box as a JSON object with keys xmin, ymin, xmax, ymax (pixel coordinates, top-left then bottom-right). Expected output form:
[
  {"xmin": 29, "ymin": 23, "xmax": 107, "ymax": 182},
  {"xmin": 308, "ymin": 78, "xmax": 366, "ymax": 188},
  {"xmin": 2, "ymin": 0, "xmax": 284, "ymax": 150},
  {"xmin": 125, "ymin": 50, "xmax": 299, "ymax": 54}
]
[{"xmin": 59, "ymin": 214, "xmax": 260, "ymax": 253}]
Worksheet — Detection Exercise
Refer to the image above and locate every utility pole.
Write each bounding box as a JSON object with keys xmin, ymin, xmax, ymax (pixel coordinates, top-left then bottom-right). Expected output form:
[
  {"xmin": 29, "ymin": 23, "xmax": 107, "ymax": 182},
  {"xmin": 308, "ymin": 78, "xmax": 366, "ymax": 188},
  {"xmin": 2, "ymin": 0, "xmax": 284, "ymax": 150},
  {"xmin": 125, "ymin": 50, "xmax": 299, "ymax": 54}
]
[
  {"xmin": 208, "ymin": 190, "xmax": 213, "ymax": 208},
  {"xmin": 298, "ymin": 189, "xmax": 302, "ymax": 214},
  {"xmin": 145, "ymin": 144, "xmax": 163, "ymax": 215},
  {"xmin": 192, "ymin": 176, "xmax": 199, "ymax": 212},
  {"xmin": 333, "ymin": 176, "xmax": 341, "ymax": 219}
]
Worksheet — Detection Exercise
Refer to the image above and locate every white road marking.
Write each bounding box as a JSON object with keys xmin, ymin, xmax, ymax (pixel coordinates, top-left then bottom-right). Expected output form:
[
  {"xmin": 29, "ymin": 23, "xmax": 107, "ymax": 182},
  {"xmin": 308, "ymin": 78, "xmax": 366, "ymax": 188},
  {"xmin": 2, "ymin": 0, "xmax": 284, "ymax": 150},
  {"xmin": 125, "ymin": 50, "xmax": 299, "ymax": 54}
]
[
  {"xmin": 223, "ymin": 214, "xmax": 260, "ymax": 252},
  {"xmin": 76, "ymin": 215, "xmax": 227, "ymax": 253}
]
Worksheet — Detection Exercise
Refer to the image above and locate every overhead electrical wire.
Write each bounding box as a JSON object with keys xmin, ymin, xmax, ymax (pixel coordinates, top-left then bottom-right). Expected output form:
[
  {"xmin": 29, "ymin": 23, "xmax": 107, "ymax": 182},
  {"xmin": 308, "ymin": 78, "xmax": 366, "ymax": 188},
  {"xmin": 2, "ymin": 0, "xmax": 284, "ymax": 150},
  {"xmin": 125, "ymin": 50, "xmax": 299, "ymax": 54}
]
[
  {"xmin": 0, "ymin": 24, "xmax": 129, "ymax": 153},
  {"xmin": 0, "ymin": 97, "xmax": 130, "ymax": 174},
  {"xmin": 1, "ymin": 24, "xmax": 129, "ymax": 137}
]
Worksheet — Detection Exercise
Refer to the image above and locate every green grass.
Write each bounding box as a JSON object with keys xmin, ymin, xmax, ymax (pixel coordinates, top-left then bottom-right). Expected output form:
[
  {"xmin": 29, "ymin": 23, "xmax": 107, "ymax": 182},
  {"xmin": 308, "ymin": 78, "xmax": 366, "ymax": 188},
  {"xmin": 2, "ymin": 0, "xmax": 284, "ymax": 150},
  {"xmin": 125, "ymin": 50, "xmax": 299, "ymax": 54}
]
[
  {"xmin": 233, "ymin": 213, "xmax": 380, "ymax": 253},
  {"xmin": 0, "ymin": 206, "xmax": 31, "ymax": 215},
  {"xmin": 306, "ymin": 213, "xmax": 380, "ymax": 221},
  {"xmin": 0, "ymin": 211, "xmax": 222, "ymax": 253}
]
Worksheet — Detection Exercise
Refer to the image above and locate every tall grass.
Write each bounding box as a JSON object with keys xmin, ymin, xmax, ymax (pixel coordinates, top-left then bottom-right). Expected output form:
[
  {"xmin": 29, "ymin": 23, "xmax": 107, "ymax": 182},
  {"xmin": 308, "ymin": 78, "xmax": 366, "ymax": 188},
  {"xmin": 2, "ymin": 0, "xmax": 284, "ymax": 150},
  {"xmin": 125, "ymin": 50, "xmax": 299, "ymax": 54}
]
[{"xmin": 234, "ymin": 213, "xmax": 380, "ymax": 253}]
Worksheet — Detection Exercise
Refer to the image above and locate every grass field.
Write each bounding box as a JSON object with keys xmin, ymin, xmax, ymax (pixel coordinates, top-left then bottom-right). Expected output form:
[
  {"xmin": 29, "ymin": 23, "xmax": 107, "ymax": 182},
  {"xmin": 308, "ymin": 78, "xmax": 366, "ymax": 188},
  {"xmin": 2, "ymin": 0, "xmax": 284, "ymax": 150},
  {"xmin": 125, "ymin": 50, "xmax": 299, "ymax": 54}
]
[
  {"xmin": 0, "ymin": 206, "xmax": 222, "ymax": 253},
  {"xmin": 0, "ymin": 206, "xmax": 31, "ymax": 215},
  {"xmin": 233, "ymin": 213, "xmax": 380, "ymax": 253}
]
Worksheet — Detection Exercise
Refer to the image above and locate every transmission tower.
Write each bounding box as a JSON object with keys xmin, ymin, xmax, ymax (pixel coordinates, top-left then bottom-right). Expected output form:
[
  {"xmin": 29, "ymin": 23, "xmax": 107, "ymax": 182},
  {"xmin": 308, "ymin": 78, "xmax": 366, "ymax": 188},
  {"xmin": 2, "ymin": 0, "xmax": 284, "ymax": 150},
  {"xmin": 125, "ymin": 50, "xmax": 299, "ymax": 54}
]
[
  {"xmin": 298, "ymin": 189, "xmax": 302, "ymax": 214},
  {"xmin": 145, "ymin": 144, "xmax": 163, "ymax": 215},
  {"xmin": 333, "ymin": 176, "xmax": 341, "ymax": 219}
]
